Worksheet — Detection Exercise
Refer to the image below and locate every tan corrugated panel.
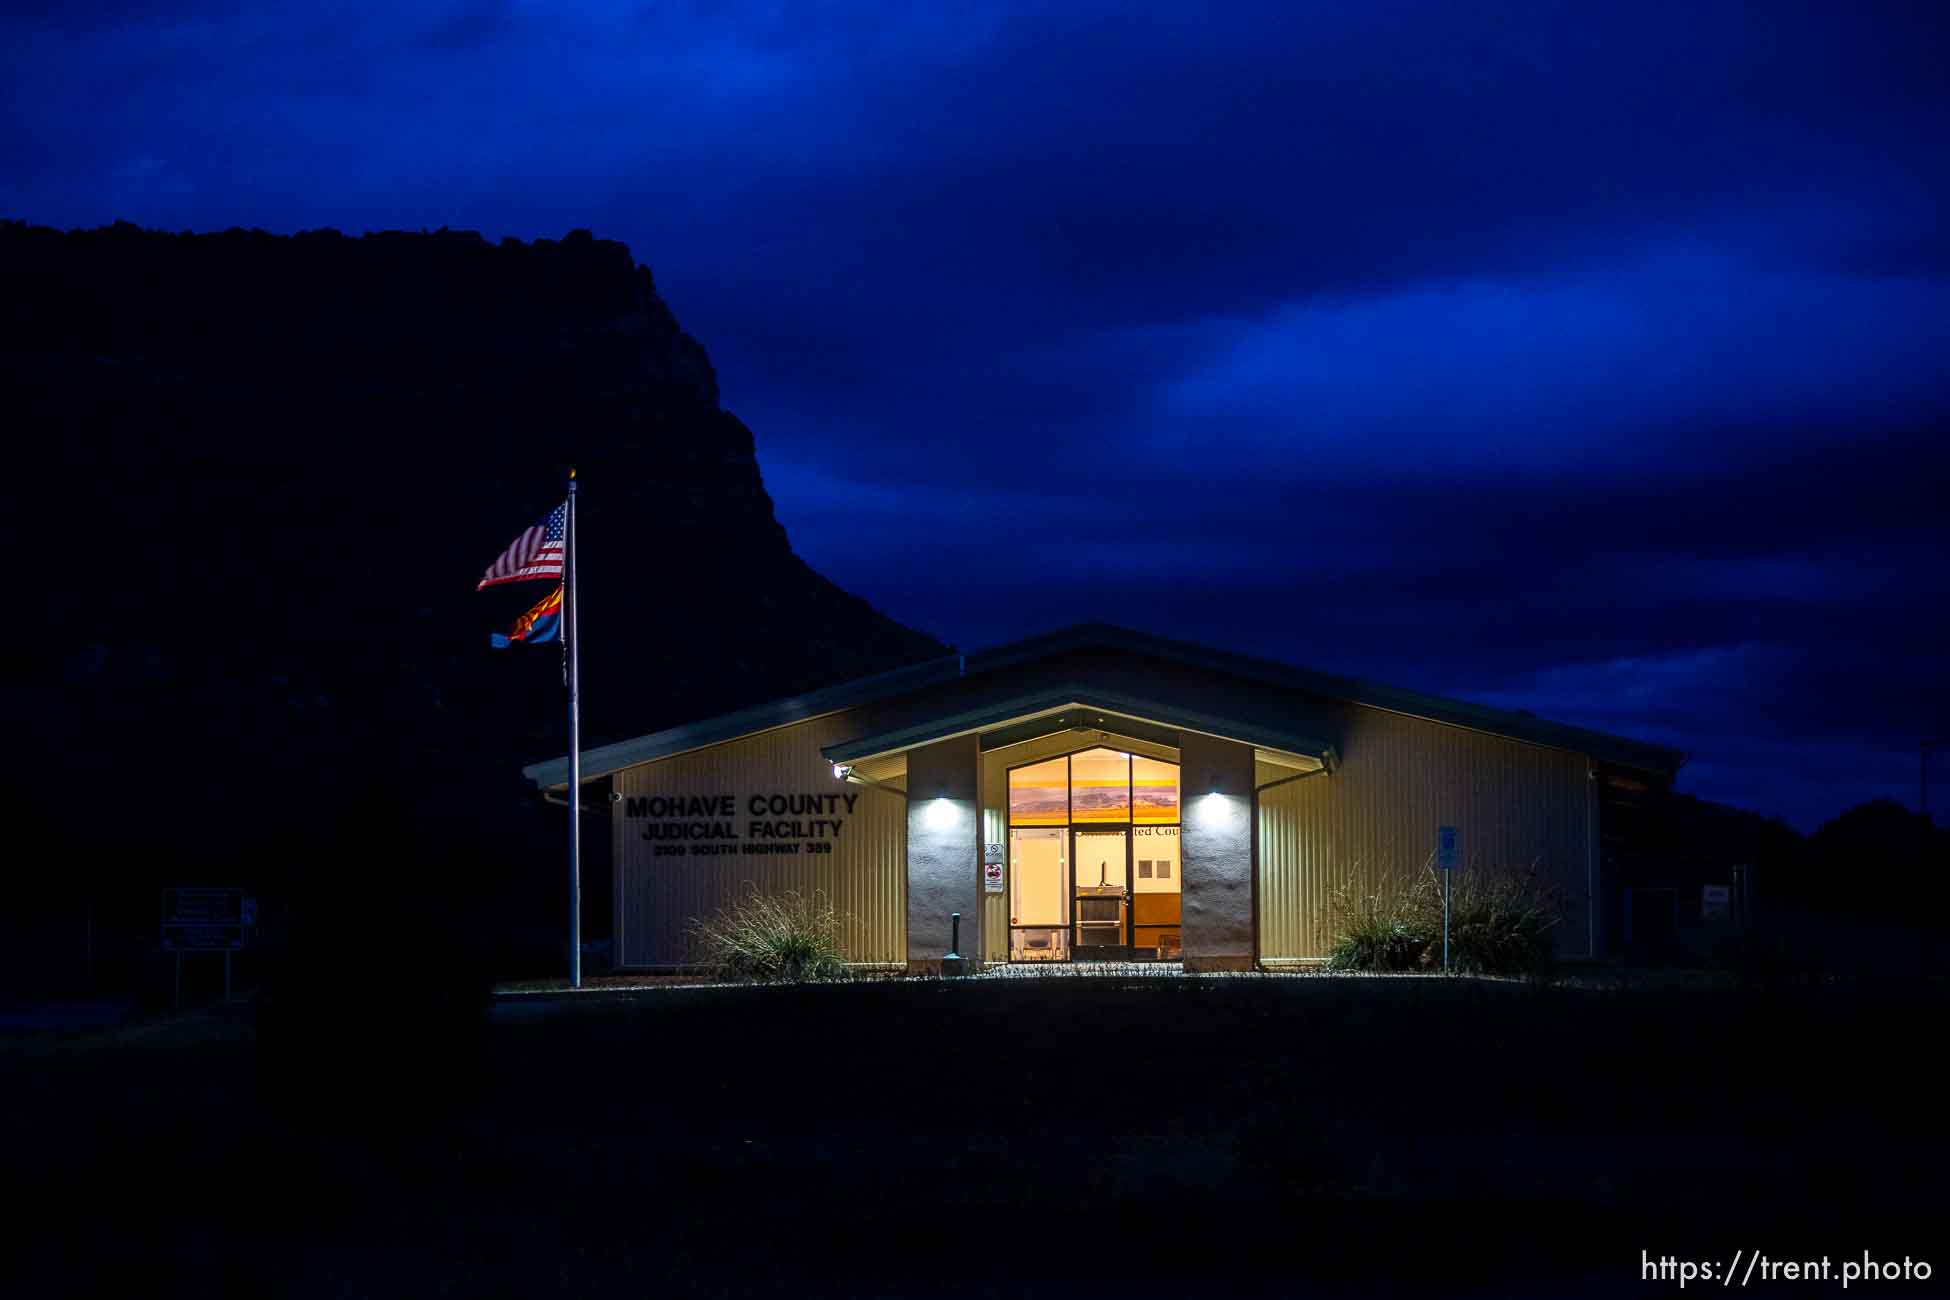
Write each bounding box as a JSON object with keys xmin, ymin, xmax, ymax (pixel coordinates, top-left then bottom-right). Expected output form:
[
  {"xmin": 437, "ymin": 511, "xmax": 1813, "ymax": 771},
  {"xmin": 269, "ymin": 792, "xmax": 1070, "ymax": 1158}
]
[
  {"xmin": 612, "ymin": 712, "xmax": 907, "ymax": 968},
  {"xmin": 980, "ymin": 806, "xmax": 1009, "ymax": 961},
  {"xmin": 1258, "ymin": 705, "xmax": 1597, "ymax": 961}
]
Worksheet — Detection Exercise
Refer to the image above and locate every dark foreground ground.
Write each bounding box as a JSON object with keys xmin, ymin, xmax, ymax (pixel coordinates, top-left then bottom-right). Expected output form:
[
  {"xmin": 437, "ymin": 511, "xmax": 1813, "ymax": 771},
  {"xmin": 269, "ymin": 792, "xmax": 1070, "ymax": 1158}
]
[{"xmin": 3, "ymin": 975, "xmax": 1943, "ymax": 1297}]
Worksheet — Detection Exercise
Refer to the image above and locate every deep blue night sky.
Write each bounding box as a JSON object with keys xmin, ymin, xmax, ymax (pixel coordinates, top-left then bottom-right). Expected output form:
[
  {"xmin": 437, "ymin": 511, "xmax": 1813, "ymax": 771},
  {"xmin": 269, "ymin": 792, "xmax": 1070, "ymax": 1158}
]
[{"xmin": 6, "ymin": 2, "xmax": 1946, "ymax": 829}]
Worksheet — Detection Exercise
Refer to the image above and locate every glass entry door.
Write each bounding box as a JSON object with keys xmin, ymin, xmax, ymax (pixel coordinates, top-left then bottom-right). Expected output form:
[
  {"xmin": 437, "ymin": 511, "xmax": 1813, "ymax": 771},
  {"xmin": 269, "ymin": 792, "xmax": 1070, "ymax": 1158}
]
[
  {"xmin": 1009, "ymin": 828, "xmax": 1069, "ymax": 961},
  {"xmin": 1072, "ymin": 829, "xmax": 1129, "ymax": 959}
]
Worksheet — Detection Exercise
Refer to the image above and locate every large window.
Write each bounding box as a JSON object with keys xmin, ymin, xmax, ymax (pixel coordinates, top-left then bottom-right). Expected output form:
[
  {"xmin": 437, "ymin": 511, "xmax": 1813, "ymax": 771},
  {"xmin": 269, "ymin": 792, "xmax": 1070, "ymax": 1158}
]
[
  {"xmin": 1007, "ymin": 756, "xmax": 1068, "ymax": 825},
  {"xmin": 1132, "ymin": 754, "xmax": 1180, "ymax": 824},
  {"xmin": 1006, "ymin": 746, "xmax": 1183, "ymax": 961},
  {"xmin": 1131, "ymin": 824, "xmax": 1181, "ymax": 955},
  {"xmin": 1069, "ymin": 748, "xmax": 1130, "ymax": 822},
  {"xmin": 1007, "ymin": 747, "xmax": 1179, "ymax": 828}
]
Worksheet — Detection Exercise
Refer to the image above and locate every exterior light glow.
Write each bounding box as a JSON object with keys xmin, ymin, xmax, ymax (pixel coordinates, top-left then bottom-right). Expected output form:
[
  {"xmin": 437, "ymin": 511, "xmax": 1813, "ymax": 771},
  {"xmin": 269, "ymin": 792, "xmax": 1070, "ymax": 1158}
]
[
  {"xmin": 1197, "ymin": 792, "xmax": 1231, "ymax": 828},
  {"xmin": 925, "ymin": 797, "xmax": 960, "ymax": 831},
  {"xmin": 832, "ymin": 763, "xmax": 852, "ymax": 780}
]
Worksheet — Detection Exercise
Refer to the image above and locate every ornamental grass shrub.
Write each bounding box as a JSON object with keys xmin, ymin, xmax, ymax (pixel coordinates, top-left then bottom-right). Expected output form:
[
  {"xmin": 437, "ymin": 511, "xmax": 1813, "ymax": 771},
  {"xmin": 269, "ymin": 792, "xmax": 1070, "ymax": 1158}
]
[
  {"xmin": 1327, "ymin": 861, "xmax": 1562, "ymax": 975},
  {"xmin": 1324, "ymin": 875, "xmax": 1426, "ymax": 972},
  {"xmin": 1441, "ymin": 862, "xmax": 1562, "ymax": 975},
  {"xmin": 688, "ymin": 886, "xmax": 852, "ymax": 982}
]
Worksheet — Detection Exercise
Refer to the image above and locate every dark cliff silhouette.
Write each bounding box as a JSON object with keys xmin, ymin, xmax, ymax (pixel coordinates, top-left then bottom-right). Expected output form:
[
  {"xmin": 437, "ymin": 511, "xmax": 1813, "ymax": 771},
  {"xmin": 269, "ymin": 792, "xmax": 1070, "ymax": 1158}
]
[{"xmin": 0, "ymin": 219, "xmax": 945, "ymax": 1005}]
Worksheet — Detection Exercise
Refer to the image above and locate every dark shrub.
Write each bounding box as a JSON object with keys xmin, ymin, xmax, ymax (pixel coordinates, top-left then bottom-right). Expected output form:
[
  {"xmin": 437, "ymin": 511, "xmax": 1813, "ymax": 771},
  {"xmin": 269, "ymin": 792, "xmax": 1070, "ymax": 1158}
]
[
  {"xmin": 1326, "ymin": 876, "xmax": 1426, "ymax": 971},
  {"xmin": 688, "ymin": 886, "xmax": 851, "ymax": 982},
  {"xmin": 1439, "ymin": 862, "xmax": 1562, "ymax": 975},
  {"xmin": 1327, "ymin": 862, "xmax": 1562, "ymax": 975}
]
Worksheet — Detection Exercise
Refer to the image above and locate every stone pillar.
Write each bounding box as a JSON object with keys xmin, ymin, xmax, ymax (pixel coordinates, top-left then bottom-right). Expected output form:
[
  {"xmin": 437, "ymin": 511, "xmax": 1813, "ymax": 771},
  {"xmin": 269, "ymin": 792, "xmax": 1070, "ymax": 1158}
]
[
  {"xmin": 1179, "ymin": 732, "xmax": 1256, "ymax": 972},
  {"xmin": 905, "ymin": 735, "xmax": 982, "ymax": 974}
]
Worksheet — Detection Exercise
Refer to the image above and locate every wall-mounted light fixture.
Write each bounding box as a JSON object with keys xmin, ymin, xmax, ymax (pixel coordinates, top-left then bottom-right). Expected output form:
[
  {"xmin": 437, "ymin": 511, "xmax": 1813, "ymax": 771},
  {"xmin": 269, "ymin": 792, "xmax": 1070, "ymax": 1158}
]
[
  {"xmin": 832, "ymin": 763, "xmax": 852, "ymax": 781},
  {"xmin": 1197, "ymin": 791, "xmax": 1231, "ymax": 828},
  {"xmin": 925, "ymin": 797, "xmax": 960, "ymax": 831}
]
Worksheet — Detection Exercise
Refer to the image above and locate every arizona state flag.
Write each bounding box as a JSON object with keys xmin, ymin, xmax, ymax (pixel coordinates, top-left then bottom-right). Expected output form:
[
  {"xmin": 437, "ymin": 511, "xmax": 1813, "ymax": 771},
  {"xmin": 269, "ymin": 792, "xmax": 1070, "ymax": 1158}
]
[{"xmin": 491, "ymin": 584, "xmax": 563, "ymax": 648}]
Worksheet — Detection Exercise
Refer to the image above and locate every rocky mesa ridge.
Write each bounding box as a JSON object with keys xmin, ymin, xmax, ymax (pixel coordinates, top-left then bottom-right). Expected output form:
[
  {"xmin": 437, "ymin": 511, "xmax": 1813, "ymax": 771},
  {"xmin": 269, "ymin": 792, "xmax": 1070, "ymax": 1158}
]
[{"xmin": 2, "ymin": 219, "xmax": 944, "ymax": 897}]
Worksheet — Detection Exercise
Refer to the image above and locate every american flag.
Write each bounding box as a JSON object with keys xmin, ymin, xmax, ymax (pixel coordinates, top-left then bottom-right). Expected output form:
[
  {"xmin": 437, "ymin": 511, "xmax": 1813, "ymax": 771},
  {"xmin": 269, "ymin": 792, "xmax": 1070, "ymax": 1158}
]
[{"xmin": 477, "ymin": 502, "xmax": 566, "ymax": 590}]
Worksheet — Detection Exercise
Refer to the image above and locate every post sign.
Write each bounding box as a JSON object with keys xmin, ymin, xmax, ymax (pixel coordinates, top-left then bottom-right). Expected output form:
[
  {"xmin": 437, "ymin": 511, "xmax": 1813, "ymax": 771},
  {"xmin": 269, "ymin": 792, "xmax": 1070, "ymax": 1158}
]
[
  {"xmin": 1702, "ymin": 884, "xmax": 1730, "ymax": 921},
  {"xmin": 1437, "ymin": 826, "xmax": 1460, "ymax": 871},
  {"xmin": 983, "ymin": 862, "xmax": 1005, "ymax": 894},
  {"xmin": 984, "ymin": 842, "xmax": 1004, "ymax": 866},
  {"xmin": 163, "ymin": 887, "xmax": 244, "ymax": 951}
]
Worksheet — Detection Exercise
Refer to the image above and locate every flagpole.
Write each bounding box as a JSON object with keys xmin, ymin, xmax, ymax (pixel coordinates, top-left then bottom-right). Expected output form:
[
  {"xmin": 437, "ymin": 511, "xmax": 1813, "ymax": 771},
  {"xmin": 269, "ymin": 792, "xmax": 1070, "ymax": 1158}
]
[{"xmin": 566, "ymin": 469, "xmax": 582, "ymax": 990}]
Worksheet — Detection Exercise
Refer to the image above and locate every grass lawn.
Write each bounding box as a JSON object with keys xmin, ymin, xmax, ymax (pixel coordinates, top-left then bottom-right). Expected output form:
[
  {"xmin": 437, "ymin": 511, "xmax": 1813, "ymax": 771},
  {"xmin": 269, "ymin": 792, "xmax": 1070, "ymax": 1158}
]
[{"xmin": 4, "ymin": 975, "xmax": 1941, "ymax": 1296}]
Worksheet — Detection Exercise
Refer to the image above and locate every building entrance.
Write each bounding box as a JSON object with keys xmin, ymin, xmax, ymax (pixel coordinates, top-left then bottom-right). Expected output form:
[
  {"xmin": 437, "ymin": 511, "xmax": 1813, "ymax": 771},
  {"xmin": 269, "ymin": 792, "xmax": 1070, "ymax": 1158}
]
[
  {"xmin": 1073, "ymin": 829, "xmax": 1128, "ymax": 959},
  {"xmin": 1006, "ymin": 745, "xmax": 1183, "ymax": 962}
]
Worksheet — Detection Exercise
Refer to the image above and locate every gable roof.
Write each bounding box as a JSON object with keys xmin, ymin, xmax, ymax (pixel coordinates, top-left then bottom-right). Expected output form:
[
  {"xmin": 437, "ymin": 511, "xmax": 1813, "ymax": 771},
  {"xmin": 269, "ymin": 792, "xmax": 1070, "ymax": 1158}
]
[
  {"xmin": 818, "ymin": 685, "xmax": 1337, "ymax": 769},
  {"xmin": 521, "ymin": 621, "xmax": 1685, "ymax": 788},
  {"xmin": 962, "ymin": 623, "xmax": 1685, "ymax": 773},
  {"xmin": 521, "ymin": 651, "xmax": 964, "ymax": 790}
]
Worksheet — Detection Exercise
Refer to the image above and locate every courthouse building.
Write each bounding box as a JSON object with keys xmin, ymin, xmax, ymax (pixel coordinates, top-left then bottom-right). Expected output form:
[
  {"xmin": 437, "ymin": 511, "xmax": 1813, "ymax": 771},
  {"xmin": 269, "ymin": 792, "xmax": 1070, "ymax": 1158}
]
[{"xmin": 523, "ymin": 624, "xmax": 1682, "ymax": 971}]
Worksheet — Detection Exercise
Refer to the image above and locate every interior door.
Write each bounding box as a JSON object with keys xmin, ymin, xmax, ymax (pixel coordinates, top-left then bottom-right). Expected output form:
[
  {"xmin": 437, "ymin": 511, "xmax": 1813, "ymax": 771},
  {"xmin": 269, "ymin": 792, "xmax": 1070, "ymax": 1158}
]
[{"xmin": 1071, "ymin": 828, "xmax": 1128, "ymax": 959}]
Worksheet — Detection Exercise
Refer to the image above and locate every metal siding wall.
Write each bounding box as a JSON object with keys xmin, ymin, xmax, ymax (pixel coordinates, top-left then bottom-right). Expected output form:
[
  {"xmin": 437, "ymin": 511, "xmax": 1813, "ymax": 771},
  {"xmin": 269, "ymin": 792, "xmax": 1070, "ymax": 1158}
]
[
  {"xmin": 980, "ymin": 805, "xmax": 1008, "ymax": 962},
  {"xmin": 612, "ymin": 714, "xmax": 908, "ymax": 968},
  {"xmin": 1257, "ymin": 707, "xmax": 1595, "ymax": 960},
  {"xmin": 612, "ymin": 774, "xmax": 628, "ymax": 966},
  {"xmin": 978, "ymin": 743, "xmax": 1035, "ymax": 963}
]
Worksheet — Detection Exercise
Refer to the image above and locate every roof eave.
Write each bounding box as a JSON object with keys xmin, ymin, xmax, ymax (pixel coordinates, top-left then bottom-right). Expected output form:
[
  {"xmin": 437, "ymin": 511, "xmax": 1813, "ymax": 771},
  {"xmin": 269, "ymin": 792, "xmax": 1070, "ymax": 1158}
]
[
  {"xmin": 522, "ymin": 621, "xmax": 1686, "ymax": 789},
  {"xmin": 965, "ymin": 623, "xmax": 1685, "ymax": 778},
  {"xmin": 820, "ymin": 685, "xmax": 1337, "ymax": 770},
  {"xmin": 520, "ymin": 651, "xmax": 965, "ymax": 789}
]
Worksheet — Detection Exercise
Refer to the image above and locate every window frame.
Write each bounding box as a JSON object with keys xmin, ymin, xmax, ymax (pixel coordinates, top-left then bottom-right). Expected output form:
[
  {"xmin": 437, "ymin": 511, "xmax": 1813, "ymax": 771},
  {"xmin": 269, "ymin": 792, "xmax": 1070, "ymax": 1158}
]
[{"xmin": 1003, "ymin": 744, "xmax": 1183, "ymax": 960}]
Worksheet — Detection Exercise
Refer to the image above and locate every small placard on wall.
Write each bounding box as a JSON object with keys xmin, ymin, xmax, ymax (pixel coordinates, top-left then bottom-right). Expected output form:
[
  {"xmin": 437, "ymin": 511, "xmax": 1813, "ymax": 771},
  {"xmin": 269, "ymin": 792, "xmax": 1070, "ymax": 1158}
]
[
  {"xmin": 983, "ymin": 862, "xmax": 1004, "ymax": 893},
  {"xmin": 984, "ymin": 842, "xmax": 1004, "ymax": 865}
]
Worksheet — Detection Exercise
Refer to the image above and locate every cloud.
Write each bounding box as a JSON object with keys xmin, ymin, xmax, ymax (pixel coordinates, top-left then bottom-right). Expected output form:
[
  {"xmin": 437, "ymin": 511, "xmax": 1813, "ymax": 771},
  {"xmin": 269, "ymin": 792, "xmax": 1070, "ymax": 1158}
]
[
  {"xmin": 1152, "ymin": 238, "xmax": 1950, "ymax": 476},
  {"xmin": 3, "ymin": 0, "xmax": 1947, "ymax": 829},
  {"xmin": 1472, "ymin": 642, "xmax": 1943, "ymax": 829}
]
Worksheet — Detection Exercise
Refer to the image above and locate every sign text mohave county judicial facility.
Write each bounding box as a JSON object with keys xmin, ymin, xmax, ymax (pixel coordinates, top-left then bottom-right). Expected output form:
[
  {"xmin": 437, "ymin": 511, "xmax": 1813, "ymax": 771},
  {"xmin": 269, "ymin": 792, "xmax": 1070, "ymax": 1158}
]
[{"xmin": 628, "ymin": 792, "xmax": 860, "ymax": 858}]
